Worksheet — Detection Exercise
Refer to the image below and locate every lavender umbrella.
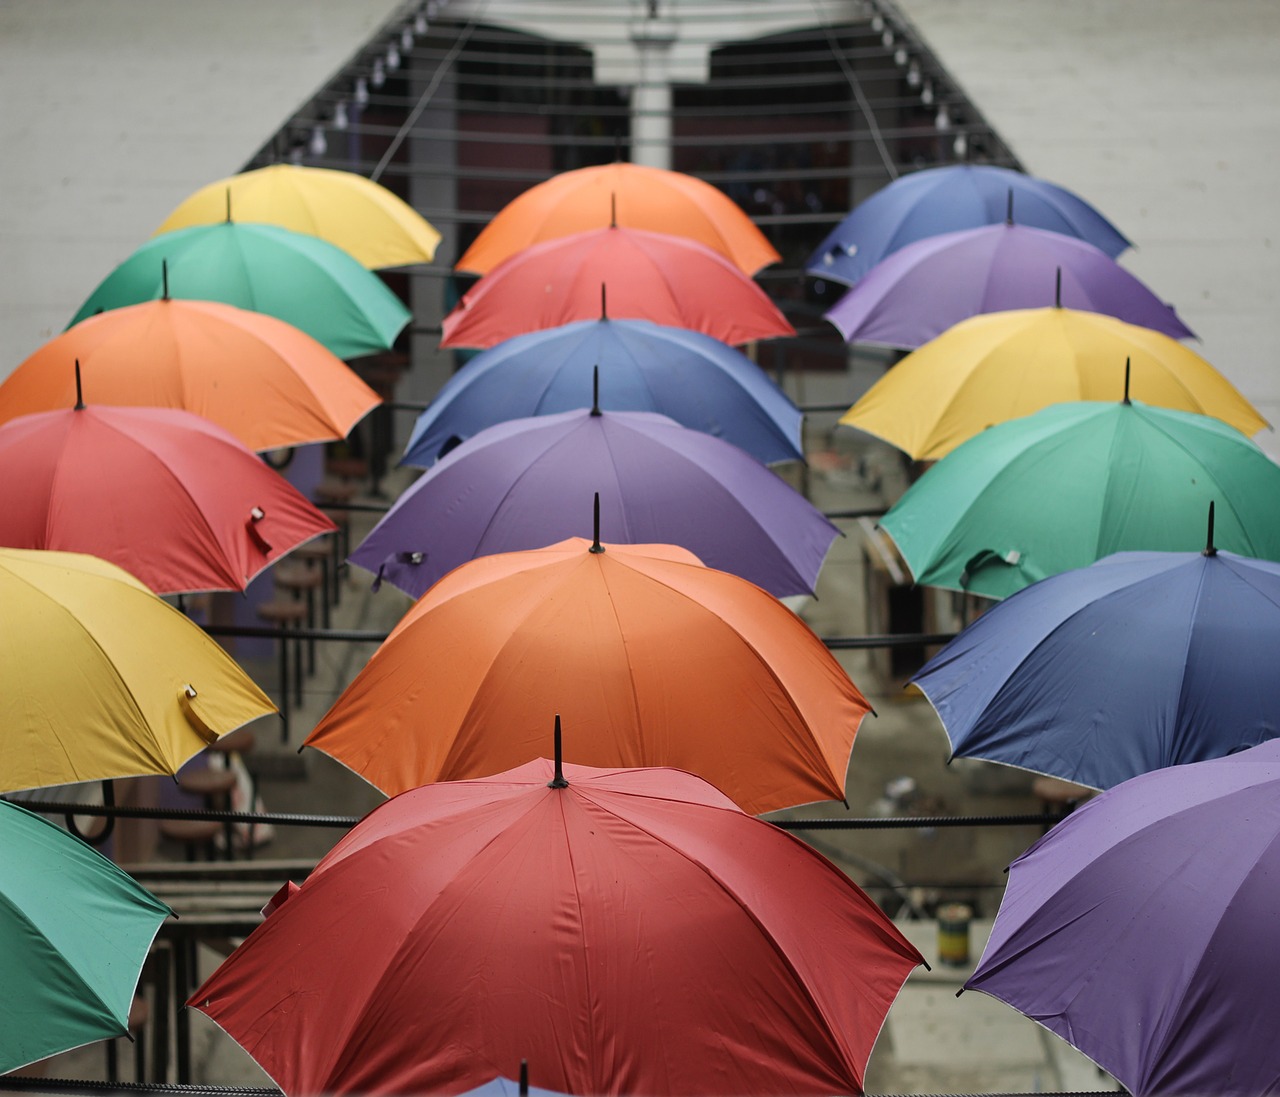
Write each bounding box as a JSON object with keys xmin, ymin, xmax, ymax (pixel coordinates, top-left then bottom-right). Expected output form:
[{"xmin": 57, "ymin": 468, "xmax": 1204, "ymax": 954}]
[
  {"xmin": 965, "ymin": 739, "xmax": 1280, "ymax": 1097},
  {"xmin": 825, "ymin": 221, "xmax": 1193, "ymax": 348},
  {"xmin": 351, "ymin": 403, "xmax": 838, "ymax": 599}
]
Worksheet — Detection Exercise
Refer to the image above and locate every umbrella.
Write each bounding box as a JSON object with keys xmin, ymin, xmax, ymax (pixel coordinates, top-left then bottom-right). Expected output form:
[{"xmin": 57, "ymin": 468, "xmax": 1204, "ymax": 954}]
[
  {"xmin": 0, "ymin": 799, "xmax": 172, "ymax": 1075},
  {"xmin": 67, "ymin": 221, "xmax": 411, "ymax": 360},
  {"xmin": 806, "ymin": 164, "xmax": 1130, "ymax": 285},
  {"xmin": 440, "ymin": 226, "xmax": 795, "ymax": 349},
  {"xmin": 0, "ymin": 298, "xmax": 380, "ymax": 451},
  {"xmin": 964, "ymin": 739, "xmax": 1280, "ymax": 1097},
  {"xmin": 0, "ymin": 548, "xmax": 275, "ymax": 790},
  {"xmin": 358, "ymin": 404, "xmax": 837, "ymax": 599},
  {"xmin": 153, "ymin": 163, "xmax": 441, "ymax": 270},
  {"xmin": 878, "ymin": 396, "xmax": 1280, "ymax": 600},
  {"xmin": 403, "ymin": 317, "xmax": 803, "ymax": 467},
  {"xmin": 188, "ymin": 755, "xmax": 924, "ymax": 1096},
  {"xmin": 455, "ymin": 160, "xmax": 780, "ymax": 275},
  {"xmin": 911, "ymin": 507, "xmax": 1280, "ymax": 789},
  {"xmin": 841, "ymin": 310, "xmax": 1267, "ymax": 460},
  {"xmin": 0, "ymin": 382, "xmax": 337, "ymax": 594},
  {"xmin": 824, "ymin": 221, "xmax": 1194, "ymax": 347},
  {"xmin": 309, "ymin": 536, "xmax": 868, "ymax": 813}
]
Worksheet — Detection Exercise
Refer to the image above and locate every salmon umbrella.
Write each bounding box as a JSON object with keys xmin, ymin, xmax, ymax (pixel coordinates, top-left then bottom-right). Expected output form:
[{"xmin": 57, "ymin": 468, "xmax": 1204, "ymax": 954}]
[
  {"xmin": 440, "ymin": 226, "xmax": 795, "ymax": 349},
  {"xmin": 153, "ymin": 164, "xmax": 441, "ymax": 270},
  {"xmin": 0, "ymin": 298, "xmax": 380, "ymax": 451},
  {"xmin": 0, "ymin": 548, "xmax": 275, "ymax": 791},
  {"xmin": 307, "ymin": 536, "xmax": 869, "ymax": 814},
  {"xmin": 841, "ymin": 309, "xmax": 1266, "ymax": 460},
  {"xmin": 1, "ymin": 799, "xmax": 171, "ymax": 1075},
  {"xmin": 0, "ymin": 375, "xmax": 336, "ymax": 594},
  {"xmin": 455, "ymin": 161, "xmax": 780, "ymax": 275},
  {"xmin": 68, "ymin": 222, "xmax": 411, "ymax": 360},
  {"xmin": 188, "ymin": 754, "xmax": 924, "ymax": 1096}
]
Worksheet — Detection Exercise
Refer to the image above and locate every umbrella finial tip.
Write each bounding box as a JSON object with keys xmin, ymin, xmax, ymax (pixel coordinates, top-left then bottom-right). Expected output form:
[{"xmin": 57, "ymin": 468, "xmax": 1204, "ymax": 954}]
[{"xmin": 548, "ymin": 714, "xmax": 569, "ymax": 788}]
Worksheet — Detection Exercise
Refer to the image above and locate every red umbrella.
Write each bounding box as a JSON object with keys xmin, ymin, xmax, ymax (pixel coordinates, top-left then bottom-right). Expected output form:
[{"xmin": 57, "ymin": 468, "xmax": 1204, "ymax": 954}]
[
  {"xmin": 0, "ymin": 383, "xmax": 335, "ymax": 593},
  {"xmin": 189, "ymin": 752, "xmax": 924, "ymax": 1096},
  {"xmin": 440, "ymin": 225, "xmax": 795, "ymax": 349}
]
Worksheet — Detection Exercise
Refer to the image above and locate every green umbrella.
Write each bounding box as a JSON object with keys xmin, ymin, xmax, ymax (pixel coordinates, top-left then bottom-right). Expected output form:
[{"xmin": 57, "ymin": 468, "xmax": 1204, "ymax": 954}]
[
  {"xmin": 879, "ymin": 399, "xmax": 1280, "ymax": 599},
  {"xmin": 0, "ymin": 800, "xmax": 171, "ymax": 1074},
  {"xmin": 68, "ymin": 221, "xmax": 411, "ymax": 360}
]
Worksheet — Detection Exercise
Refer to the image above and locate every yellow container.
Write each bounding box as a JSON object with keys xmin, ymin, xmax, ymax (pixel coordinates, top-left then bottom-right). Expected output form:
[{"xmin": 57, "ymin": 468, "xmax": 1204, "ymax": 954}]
[{"xmin": 936, "ymin": 902, "xmax": 973, "ymax": 965}]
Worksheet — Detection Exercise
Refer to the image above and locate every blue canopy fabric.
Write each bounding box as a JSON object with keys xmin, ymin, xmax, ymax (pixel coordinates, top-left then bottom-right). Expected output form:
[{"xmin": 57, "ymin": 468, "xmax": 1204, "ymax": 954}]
[{"xmin": 912, "ymin": 547, "xmax": 1280, "ymax": 789}]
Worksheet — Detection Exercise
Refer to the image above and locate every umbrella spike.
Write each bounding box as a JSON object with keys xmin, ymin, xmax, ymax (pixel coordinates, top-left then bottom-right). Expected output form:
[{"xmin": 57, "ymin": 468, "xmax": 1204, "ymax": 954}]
[
  {"xmin": 1006, "ymin": 187, "xmax": 1014, "ymax": 225},
  {"xmin": 162, "ymin": 258, "xmax": 170, "ymax": 302},
  {"xmin": 591, "ymin": 365, "xmax": 601, "ymax": 417},
  {"xmin": 1123, "ymin": 356, "xmax": 1131, "ymax": 405},
  {"xmin": 610, "ymin": 190, "xmax": 617, "ymax": 229},
  {"xmin": 74, "ymin": 359, "xmax": 85, "ymax": 411},
  {"xmin": 225, "ymin": 187, "xmax": 232, "ymax": 223},
  {"xmin": 590, "ymin": 492, "xmax": 605, "ymax": 554},
  {"xmin": 548, "ymin": 714, "xmax": 569, "ymax": 788},
  {"xmin": 520, "ymin": 1060, "xmax": 529, "ymax": 1096},
  {"xmin": 1204, "ymin": 500, "xmax": 1217, "ymax": 556},
  {"xmin": 600, "ymin": 282, "xmax": 608, "ymax": 321},
  {"xmin": 1054, "ymin": 266, "xmax": 1062, "ymax": 308}
]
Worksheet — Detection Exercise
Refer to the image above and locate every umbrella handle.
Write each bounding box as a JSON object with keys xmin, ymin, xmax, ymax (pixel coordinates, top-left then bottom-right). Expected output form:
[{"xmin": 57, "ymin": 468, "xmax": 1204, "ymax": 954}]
[
  {"xmin": 247, "ymin": 507, "xmax": 273, "ymax": 555},
  {"xmin": 180, "ymin": 684, "xmax": 222, "ymax": 745},
  {"xmin": 959, "ymin": 547, "xmax": 1022, "ymax": 588}
]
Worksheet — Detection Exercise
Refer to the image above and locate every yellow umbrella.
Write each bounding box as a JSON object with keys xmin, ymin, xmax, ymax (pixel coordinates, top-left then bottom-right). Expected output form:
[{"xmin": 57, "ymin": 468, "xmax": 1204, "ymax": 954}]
[
  {"xmin": 840, "ymin": 307, "xmax": 1268, "ymax": 460},
  {"xmin": 154, "ymin": 164, "xmax": 441, "ymax": 270},
  {"xmin": 0, "ymin": 548, "xmax": 275, "ymax": 791}
]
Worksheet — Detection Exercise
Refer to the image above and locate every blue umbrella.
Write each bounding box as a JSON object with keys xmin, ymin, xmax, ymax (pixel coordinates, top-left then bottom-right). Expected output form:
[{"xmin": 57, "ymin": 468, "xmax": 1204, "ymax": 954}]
[
  {"xmin": 403, "ymin": 317, "xmax": 803, "ymax": 467},
  {"xmin": 806, "ymin": 165, "xmax": 1131, "ymax": 286},
  {"xmin": 912, "ymin": 508, "xmax": 1280, "ymax": 789}
]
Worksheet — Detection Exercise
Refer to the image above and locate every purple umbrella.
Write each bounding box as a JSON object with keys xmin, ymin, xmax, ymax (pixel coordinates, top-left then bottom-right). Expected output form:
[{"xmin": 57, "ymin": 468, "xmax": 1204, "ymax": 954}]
[
  {"xmin": 351, "ymin": 406, "xmax": 839, "ymax": 599},
  {"xmin": 825, "ymin": 221, "xmax": 1193, "ymax": 348},
  {"xmin": 965, "ymin": 739, "xmax": 1280, "ymax": 1097}
]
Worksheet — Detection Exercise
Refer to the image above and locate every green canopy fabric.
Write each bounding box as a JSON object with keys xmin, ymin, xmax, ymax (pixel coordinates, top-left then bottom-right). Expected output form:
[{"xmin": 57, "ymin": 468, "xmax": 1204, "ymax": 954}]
[
  {"xmin": 0, "ymin": 800, "xmax": 170, "ymax": 1074},
  {"xmin": 68, "ymin": 221, "xmax": 411, "ymax": 360},
  {"xmin": 879, "ymin": 400, "xmax": 1280, "ymax": 599}
]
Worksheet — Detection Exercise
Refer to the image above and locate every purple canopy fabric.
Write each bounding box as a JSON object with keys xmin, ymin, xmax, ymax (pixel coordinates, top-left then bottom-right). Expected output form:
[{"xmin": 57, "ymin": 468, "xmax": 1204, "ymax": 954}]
[
  {"xmin": 825, "ymin": 222, "xmax": 1193, "ymax": 348},
  {"xmin": 965, "ymin": 739, "xmax": 1280, "ymax": 1097},
  {"xmin": 352, "ymin": 408, "xmax": 839, "ymax": 599}
]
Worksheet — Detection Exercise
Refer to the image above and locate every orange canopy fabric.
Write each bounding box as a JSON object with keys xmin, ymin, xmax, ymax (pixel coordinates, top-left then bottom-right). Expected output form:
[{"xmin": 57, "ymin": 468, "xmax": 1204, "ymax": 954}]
[
  {"xmin": 0, "ymin": 299, "xmax": 379, "ymax": 451},
  {"xmin": 455, "ymin": 161, "xmax": 781, "ymax": 275},
  {"xmin": 305, "ymin": 538, "xmax": 871, "ymax": 815},
  {"xmin": 441, "ymin": 225, "xmax": 795, "ymax": 349}
]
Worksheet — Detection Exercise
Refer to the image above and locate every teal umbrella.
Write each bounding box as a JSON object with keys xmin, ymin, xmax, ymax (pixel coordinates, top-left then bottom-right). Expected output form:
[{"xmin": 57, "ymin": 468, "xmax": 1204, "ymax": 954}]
[
  {"xmin": 879, "ymin": 398, "xmax": 1280, "ymax": 599},
  {"xmin": 68, "ymin": 221, "xmax": 411, "ymax": 360},
  {"xmin": 0, "ymin": 800, "xmax": 171, "ymax": 1074}
]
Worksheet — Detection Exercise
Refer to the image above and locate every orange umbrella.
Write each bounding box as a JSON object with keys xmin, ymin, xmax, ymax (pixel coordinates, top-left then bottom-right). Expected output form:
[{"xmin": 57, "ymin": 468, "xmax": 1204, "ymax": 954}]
[
  {"xmin": 304, "ymin": 537, "xmax": 871, "ymax": 815},
  {"xmin": 441, "ymin": 225, "xmax": 795, "ymax": 350},
  {"xmin": 455, "ymin": 161, "xmax": 781, "ymax": 275},
  {"xmin": 0, "ymin": 298, "xmax": 379, "ymax": 451}
]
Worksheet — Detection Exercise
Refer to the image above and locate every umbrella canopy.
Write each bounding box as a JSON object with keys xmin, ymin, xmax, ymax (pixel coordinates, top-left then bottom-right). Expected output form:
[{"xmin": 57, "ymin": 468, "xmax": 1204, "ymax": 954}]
[
  {"xmin": 806, "ymin": 164, "xmax": 1131, "ymax": 285},
  {"xmin": 0, "ymin": 548, "xmax": 275, "ymax": 791},
  {"xmin": 404, "ymin": 317, "xmax": 802, "ymax": 467},
  {"xmin": 309, "ymin": 537, "xmax": 868, "ymax": 813},
  {"xmin": 440, "ymin": 225, "xmax": 795, "ymax": 349},
  {"xmin": 0, "ymin": 396, "xmax": 336, "ymax": 594},
  {"xmin": 359, "ymin": 407, "xmax": 837, "ymax": 599},
  {"xmin": 455, "ymin": 161, "xmax": 780, "ymax": 275},
  {"xmin": 825, "ymin": 222, "xmax": 1194, "ymax": 347},
  {"xmin": 965, "ymin": 739, "xmax": 1280, "ymax": 1097},
  {"xmin": 841, "ymin": 308, "xmax": 1267, "ymax": 460},
  {"xmin": 0, "ymin": 298, "xmax": 380, "ymax": 451},
  {"xmin": 0, "ymin": 799, "xmax": 171, "ymax": 1075},
  {"xmin": 912, "ymin": 521, "xmax": 1280, "ymax": 789},
  {"xmin": 68, "ymin": 221, "xmax": 411, "ymax": 360},
  {"xmin": 153, "ymin": 164, "xmax": 441, "ymax": 270},
  {"xmin": 878, "ymin": 399, "xmax": 1280, "ymax": 600},
  {"xmin": 189, "ymin": 758, "xmax": 924, "ymax": 1096}
]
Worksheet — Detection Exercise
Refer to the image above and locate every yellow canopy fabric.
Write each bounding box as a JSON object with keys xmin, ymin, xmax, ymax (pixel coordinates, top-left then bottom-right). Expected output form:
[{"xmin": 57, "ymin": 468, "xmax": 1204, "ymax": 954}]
[
  {"xmin": 0, "ymin": 548, "xmax": 275, "ymax": 792},
  {"xmin": 840, "ymin": 307, "xmax": 1268, "ymax": 461},
  {"xmin": 154, "ymin": 164, "xmax": 441, "ymax": 271}
]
